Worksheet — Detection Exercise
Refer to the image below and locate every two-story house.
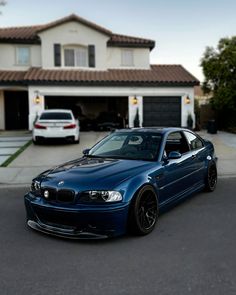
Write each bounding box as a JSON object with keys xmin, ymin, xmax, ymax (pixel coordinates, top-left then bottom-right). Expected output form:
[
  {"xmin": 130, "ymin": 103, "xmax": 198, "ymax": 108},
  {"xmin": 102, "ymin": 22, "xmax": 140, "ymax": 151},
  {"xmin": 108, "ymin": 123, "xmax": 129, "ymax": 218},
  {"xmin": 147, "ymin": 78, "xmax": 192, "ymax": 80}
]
[{"xmin": 0, "ymin": 14, "xmax": 199, "ymax": 130}]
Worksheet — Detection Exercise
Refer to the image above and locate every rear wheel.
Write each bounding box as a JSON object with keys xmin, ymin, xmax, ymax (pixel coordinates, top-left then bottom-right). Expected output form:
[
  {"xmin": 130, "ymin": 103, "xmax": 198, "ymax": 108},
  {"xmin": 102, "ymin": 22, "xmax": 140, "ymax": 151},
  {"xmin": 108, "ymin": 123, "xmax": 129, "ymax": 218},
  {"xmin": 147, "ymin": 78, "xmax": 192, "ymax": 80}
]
[
  {"xmin": 73, "ymin": 137, "xmax": 80, "ymax": 144},
  {"xmin": 205, "ymin": 162, "xmax": 217, "ymax": 192},
  {"xmin": 128, "ymin": 186, "xmax": 158, "ymax": 235}
]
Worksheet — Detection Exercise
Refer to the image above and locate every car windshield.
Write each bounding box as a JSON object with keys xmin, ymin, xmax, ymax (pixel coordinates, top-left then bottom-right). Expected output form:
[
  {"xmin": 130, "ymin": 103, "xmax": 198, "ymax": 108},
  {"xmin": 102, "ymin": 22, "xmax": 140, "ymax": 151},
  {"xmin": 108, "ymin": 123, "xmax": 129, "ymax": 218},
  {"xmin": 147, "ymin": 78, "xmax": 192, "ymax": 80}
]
[
  {"xmin": 40, "ymin": 112, "xmax": 72, "ymax": 120},
  {"xmin": 89, "ymin": 132, "xmax": 162, "ymax": 161}
]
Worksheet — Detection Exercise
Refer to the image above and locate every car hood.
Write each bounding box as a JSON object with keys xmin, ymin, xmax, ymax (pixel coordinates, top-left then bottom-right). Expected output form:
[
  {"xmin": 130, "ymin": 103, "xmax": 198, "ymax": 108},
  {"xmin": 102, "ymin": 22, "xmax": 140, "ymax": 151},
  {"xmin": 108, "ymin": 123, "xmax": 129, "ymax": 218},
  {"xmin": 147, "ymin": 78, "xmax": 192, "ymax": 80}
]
[{"xmin": 38, "ymin": 157, "xmax": 156, "ymax": 191}]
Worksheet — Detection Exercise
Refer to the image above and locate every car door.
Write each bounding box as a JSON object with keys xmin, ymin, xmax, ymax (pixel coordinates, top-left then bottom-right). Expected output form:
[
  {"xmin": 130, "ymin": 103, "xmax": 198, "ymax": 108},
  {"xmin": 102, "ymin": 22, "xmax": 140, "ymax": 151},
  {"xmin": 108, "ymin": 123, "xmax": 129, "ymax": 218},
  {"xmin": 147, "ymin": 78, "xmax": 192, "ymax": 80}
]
[
  {"xmin": 157, "ymin": 131, "xmax": 194, "ymax": 204},
  {"xmin": 183, "ymin": 131, "xmax": 206, "ymax": 186}
]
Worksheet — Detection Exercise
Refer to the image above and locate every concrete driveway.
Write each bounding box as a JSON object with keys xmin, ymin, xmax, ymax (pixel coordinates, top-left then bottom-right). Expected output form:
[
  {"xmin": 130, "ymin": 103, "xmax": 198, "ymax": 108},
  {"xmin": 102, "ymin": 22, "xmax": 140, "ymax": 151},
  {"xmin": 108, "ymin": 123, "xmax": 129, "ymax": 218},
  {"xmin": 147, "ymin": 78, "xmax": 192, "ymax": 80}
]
[
  {"xmin": 0, "ymin": 132, "xmax": 108, "ymax": 185},
  {"xmin": 0, "ymin": 130, "xmax": 236, "ymax": 186}
]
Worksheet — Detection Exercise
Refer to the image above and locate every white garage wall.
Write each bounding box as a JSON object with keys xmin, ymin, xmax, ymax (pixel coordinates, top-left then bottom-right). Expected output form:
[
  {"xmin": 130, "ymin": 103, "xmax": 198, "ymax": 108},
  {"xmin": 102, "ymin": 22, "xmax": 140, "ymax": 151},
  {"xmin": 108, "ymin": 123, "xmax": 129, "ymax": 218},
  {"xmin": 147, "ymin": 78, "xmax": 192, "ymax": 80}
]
[{"xmin": 28, "ymin": 86, "xmax": 195, "ymax": 130}]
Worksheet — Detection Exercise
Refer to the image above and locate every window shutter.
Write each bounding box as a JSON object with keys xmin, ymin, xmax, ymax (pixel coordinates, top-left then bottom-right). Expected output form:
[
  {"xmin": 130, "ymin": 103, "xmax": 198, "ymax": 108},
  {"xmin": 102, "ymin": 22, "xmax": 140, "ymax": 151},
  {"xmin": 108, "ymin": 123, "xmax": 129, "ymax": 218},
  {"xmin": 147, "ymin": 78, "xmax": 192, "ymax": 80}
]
[
  {"xmin": 88, "ymin": 45, "xmax": 95, "ymax": 68},
  {"xmin": 54, "ymin": 44, "xmax": 61, "ymax": 67}
]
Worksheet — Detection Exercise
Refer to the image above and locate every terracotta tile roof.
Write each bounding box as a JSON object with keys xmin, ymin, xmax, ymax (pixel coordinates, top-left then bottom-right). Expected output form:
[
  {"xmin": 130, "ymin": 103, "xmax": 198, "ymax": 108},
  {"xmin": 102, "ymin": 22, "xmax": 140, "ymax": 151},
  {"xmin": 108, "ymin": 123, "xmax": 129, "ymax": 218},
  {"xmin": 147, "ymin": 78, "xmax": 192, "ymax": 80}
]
[
  {"xmin": 108, "ymin": 34, "xmax": 155, "ymax": 49},
  {"xmin": 0, "ymin": 25, "xmax": 42, "ymax": 43},
  {"xmin": 0, "ymin": 70, "xmax": 27, "ymax": 82},
  {"xmin": 0, "ymin": 65, "xmax": 199, "ymax": 86},
  {"xmin": 0, "ymin": 14, "xmax": 154, "ymax": 48},
  {"xmin": 37, "ymin": 14, "xmax": 112, "ymax": 36}
]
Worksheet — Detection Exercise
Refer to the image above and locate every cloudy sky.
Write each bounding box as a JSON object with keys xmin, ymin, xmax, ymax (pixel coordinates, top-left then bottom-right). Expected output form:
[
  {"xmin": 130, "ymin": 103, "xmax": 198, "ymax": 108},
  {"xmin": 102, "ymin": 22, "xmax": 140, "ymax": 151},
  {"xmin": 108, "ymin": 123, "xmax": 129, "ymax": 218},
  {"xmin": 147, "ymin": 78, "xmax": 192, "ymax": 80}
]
[{"xmin": 1, "ymin": 0, "xmax": 235, "ymax": 81}]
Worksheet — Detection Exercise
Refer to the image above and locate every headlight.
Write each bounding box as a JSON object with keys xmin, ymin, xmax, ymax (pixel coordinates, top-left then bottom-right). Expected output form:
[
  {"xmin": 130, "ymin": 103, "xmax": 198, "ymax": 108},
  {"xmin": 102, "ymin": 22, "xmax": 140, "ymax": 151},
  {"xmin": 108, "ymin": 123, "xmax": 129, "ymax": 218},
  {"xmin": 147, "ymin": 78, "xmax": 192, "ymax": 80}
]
[
  {"xmin": 79, "ymin": 190, "xmax": 122, "ymax": 203},
  {"xmin": 31, "ymin": 180, "xmax": 41, "ymax": 192}
]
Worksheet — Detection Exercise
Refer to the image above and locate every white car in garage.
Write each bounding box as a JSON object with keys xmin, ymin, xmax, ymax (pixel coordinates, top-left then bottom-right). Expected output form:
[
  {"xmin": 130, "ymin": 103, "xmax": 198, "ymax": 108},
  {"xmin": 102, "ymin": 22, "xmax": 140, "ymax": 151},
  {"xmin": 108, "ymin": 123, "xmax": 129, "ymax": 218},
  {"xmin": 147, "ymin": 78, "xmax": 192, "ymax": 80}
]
[{"xmin": 33, "ymin": 109, "xmax": 80, "ymax": 144}]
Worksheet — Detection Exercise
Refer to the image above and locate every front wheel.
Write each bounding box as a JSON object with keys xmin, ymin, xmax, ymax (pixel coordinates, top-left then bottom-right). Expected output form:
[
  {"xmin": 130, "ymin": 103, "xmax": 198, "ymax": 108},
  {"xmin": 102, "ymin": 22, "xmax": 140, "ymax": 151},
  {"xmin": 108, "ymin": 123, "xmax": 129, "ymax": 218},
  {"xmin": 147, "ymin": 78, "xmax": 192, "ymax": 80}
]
[
  {"xmin": 128, "ymin": 186, "xmax": 159, "ymax": 235},
  {"xmin": 205, "ymin": 162, "xmax": 217, "ymax": 192}
]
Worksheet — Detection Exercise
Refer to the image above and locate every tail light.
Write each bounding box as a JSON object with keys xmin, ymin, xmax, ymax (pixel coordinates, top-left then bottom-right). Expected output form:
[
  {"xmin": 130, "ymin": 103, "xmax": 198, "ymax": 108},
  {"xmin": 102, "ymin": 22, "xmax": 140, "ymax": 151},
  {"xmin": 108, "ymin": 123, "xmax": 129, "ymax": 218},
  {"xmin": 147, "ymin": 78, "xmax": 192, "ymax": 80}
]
[
  {"xmin": 34, "ymin": 123, "xmax": 47, "ymax": 129},
  {"xmin": 63, "ymin": 124, "xmax": 76, "ymax": 129}
]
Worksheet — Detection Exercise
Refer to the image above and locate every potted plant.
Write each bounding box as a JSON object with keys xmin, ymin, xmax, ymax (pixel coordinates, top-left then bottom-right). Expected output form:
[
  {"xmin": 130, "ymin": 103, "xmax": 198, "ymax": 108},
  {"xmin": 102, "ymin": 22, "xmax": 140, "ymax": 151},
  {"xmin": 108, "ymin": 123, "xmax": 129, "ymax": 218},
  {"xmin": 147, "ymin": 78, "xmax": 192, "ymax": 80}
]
[
  {"xmin": 187, "ymin": 113, "xmax": 193, "ymax": 129},
  {"xmin": 133, "ymin": 108, "xmax": 140, "ymax": 127}
]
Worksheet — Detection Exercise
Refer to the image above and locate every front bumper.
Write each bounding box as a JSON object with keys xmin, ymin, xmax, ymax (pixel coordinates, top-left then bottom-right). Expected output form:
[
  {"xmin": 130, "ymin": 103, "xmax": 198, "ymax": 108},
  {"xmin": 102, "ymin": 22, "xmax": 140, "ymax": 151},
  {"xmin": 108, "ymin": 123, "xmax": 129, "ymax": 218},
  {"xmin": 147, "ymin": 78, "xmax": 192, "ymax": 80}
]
[{"xmin": 24, "ymin": 193, "xmax": 129, "ymax": 239}]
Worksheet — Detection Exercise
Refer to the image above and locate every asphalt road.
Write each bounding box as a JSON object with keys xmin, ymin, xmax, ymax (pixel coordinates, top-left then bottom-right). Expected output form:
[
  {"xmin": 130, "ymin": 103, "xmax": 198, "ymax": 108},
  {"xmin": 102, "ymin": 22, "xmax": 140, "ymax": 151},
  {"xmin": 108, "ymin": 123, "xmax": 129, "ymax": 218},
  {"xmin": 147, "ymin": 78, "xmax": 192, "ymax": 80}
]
[{"xmin": 0, "ymin": 179, "xmax": 236, "ymax": 295}]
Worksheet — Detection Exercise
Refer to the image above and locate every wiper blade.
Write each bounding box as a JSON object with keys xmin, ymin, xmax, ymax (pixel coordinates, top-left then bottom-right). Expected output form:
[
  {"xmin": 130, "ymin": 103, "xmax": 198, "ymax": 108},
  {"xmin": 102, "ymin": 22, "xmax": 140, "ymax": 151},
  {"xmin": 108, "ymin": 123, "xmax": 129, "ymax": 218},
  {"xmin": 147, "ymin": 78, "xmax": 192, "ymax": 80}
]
[{"xmin": 86, "ymin": 154, "xmax": 104, "ymax": 158}]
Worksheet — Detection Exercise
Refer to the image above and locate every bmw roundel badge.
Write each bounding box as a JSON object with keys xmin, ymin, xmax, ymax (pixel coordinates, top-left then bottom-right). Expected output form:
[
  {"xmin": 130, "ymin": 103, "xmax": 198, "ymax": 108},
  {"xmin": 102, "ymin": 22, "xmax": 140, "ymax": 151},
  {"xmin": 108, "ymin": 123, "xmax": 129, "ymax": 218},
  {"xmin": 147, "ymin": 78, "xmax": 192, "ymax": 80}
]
[{"xmin": 58, "ymin": 180, "xmax": 64, "ymax": 186}]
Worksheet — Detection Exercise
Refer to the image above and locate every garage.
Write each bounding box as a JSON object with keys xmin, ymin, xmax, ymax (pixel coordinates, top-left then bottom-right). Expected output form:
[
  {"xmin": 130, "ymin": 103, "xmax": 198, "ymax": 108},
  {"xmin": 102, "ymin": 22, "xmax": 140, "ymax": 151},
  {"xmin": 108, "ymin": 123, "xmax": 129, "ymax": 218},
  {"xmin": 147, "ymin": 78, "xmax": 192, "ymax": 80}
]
[
  {"xmin": 143, "ymin": 96, "xmax": 181, "ymax": 127},
  {"xmin": 44, "ymin": 96, "xmax": 128, "ymax": 130}
]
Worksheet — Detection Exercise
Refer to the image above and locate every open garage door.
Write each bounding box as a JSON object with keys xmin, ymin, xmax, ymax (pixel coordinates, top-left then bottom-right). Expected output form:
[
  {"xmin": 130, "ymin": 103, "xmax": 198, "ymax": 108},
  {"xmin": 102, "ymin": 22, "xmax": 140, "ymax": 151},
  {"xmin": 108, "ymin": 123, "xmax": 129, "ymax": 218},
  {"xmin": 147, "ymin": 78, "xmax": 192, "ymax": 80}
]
[
  {"xmin": 44, "ymin": 96, "xmax": 128, "ymax": 131},
  {"xmin": 143, "ymin": 96, "xmax": 181, "ymax": 127}
]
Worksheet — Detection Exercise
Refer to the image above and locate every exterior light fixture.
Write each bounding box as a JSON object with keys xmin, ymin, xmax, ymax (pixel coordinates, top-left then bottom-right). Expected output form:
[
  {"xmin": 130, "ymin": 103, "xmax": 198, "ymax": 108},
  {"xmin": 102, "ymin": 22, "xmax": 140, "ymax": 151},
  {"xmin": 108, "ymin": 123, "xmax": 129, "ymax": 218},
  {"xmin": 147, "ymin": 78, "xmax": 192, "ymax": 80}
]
[
  {"xmin": 34, "ymin": 91, "xmax": 41, "ymax": 104},
  {"xmin": 132, "ymin": 96, "xmax": 138, "ymax": 105},
  {"xmin": 185, "ymin": 95, "xmax": 191, "ymax": 104}
]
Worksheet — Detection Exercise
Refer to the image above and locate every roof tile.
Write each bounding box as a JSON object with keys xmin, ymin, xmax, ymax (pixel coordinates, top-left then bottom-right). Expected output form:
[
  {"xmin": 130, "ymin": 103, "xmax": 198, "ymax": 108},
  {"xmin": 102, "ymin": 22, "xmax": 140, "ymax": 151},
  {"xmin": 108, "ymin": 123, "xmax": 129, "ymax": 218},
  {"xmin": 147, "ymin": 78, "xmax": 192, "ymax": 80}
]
[{"xmin": 0, "ymin": 65, "xmax": 199, "ymax": 86}]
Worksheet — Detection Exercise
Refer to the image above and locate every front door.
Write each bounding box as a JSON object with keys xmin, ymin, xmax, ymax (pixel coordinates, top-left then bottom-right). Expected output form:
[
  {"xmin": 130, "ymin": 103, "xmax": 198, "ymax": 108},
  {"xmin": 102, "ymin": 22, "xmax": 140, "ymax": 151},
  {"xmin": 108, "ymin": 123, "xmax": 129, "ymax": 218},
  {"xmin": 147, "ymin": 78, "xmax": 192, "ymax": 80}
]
[{"xmin": 4, "ymin": 91, "xmax": 29, "ymax": 130}]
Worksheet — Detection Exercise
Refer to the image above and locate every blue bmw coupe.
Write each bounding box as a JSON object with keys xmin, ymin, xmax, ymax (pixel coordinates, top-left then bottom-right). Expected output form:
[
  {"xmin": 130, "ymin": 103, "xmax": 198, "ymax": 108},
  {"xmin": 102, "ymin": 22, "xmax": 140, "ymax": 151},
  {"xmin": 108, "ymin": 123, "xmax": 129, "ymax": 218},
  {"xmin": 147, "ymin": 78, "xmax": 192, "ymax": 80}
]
[{"xmin": 24, "ymin": 128, "xmax": 217, "ymax": 239}]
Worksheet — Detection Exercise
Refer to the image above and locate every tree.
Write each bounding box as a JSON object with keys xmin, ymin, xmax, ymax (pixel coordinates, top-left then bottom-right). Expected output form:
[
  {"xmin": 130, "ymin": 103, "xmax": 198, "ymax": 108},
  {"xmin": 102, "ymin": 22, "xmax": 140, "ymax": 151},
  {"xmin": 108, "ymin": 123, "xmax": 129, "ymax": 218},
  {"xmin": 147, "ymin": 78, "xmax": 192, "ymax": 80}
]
[
  {"xmin": 201, "ymin": 36, "xmax": 236, "ymax": 128},
  {"xmin": 0, "ymin": 1, "xmax": 6, "ymax": 14}
]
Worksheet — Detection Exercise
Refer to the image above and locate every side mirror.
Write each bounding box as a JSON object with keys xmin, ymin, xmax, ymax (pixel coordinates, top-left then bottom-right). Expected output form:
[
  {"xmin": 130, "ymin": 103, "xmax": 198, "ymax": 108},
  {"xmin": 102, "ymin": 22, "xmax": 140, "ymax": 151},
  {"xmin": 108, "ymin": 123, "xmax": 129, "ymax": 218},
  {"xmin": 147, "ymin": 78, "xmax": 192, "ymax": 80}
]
[
  {"xmin": 83, "ymin": 149, "xmax": 90, "ymax": 156},
  {"xmin": 168, "ymin": 151, "xmax": 182, "ymax": 160}
]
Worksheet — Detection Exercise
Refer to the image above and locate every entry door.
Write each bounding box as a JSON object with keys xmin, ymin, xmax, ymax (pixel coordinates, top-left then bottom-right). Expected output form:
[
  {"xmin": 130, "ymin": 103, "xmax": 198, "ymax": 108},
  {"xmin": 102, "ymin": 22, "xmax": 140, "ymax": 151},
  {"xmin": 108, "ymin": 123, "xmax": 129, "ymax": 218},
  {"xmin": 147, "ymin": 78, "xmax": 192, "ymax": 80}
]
[{"xmin": 4, "ymin": 91, "xmax": 29, "ymax": 130}]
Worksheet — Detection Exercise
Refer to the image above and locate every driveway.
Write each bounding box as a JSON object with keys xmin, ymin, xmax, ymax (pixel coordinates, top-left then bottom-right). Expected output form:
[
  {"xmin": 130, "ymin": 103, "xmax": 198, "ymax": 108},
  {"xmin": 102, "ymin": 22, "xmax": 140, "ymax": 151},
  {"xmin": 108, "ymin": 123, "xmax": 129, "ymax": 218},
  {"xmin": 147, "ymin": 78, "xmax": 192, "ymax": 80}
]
[
  {"xmin": 0, "ymin": 130, "xmax": 236, "ymax": 186},
  {"xmin": 0, "ymin": 132, "xmax": 108, "ymax": 185},
  {"xmin": 0, "ymin": 131, "xmax": 31, "ymax": 166}
]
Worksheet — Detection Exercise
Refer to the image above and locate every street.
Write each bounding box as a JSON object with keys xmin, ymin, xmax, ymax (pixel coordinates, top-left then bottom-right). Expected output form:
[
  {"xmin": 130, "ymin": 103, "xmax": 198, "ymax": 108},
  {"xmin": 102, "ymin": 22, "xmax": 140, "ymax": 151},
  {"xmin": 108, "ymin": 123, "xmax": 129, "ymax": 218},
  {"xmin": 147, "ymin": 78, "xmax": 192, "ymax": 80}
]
[{"xmin": 0, "ymin": 178, "xmax": 236, "ymax": 295}]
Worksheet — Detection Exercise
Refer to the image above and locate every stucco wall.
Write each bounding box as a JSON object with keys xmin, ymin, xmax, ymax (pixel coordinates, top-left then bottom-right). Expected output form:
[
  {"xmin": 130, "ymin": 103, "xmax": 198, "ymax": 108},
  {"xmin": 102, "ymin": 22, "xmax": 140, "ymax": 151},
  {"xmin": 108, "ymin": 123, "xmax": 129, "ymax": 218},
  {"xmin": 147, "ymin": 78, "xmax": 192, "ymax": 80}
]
[
  {"xmin": 0, "ymin": 44, "xmax": 41, "ymax": 70},
  {"xmin": 107, "ymin": 47, "xmax": 150, "ymax": 69},
  {"xmin": 28, "ymin": 86, "xmax": 195, "ymax": 130},
  {"xmin": 38, "ymin": 21, "xmax": 109, "ymax": 70},
  {"xmin": 0, "ymin": 91, "xmax": 5, "ymax": 129}
]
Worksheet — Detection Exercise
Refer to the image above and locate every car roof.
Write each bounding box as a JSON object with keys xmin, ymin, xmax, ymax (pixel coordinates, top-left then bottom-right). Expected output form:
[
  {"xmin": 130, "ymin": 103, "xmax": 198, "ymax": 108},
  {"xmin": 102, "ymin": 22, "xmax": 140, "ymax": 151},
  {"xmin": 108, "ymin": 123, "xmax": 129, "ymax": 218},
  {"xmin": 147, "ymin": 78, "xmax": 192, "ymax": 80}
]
[
  {"xmin": 115, "ymin": 127, "xmax": 191, "ymax": 134},
  {"xmin": 40, "ymin": 109, "xmax": 72, "ymax": 113}
]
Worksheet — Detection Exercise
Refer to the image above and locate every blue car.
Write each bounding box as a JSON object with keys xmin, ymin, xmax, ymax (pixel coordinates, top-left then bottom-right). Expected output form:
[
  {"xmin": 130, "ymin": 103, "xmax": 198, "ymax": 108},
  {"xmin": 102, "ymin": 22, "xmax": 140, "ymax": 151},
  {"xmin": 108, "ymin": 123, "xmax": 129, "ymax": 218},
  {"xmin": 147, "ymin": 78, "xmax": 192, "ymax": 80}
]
[{"xmin": 24, "ymin": 128, "xmax": 217, "ymax": 239}]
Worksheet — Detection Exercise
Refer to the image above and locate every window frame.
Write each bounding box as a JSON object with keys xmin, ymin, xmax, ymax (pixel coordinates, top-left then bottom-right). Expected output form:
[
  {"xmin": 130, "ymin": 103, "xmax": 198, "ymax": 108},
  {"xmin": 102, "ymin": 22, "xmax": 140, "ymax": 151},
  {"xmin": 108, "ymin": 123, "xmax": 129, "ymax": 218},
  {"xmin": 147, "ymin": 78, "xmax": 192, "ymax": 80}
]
[
  {"xmin": 64, "ymin": 45, "xmax": 88, "ymax": 68},
  {"xmin": 15, "ymin": 46, "xmax": 31, "ymax": 66}
]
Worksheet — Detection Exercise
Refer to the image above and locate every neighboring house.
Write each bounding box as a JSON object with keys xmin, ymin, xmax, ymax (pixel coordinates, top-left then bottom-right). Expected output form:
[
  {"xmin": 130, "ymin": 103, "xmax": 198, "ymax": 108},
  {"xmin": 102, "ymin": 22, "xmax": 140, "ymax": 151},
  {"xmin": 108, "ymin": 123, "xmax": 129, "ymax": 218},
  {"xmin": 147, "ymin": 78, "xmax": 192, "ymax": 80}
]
[{"xmin": 0, "ymin": 14, "xmax": 199, "ymax": 130}]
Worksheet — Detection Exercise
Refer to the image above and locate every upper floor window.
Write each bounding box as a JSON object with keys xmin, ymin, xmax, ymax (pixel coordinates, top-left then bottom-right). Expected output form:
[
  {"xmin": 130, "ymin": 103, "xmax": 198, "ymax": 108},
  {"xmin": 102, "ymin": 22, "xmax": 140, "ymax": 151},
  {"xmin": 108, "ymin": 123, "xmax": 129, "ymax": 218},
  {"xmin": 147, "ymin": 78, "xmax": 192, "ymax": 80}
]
[
  {"xmin": 121, "ymin": 49, "xmax": 134, "ymax": 66},
  {"xmin": 64, "ymin": 46, "xmax": 88, "ymax": 67},
  {"xmin": 16, "ymin": 47, "xmax": 30, "ymax": 65}
]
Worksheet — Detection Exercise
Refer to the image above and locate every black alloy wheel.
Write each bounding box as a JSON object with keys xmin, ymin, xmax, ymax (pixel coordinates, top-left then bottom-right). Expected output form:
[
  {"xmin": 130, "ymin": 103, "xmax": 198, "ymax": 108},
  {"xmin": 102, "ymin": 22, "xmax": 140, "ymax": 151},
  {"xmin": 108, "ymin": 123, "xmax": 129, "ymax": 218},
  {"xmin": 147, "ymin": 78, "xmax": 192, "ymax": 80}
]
[
  {"xmin": 129, "ymin": 186, "xmax": 158, "ymax": 235},
  {"xmin": 206, "ymin": 162, "xmax": 217, "ymax": 192}
]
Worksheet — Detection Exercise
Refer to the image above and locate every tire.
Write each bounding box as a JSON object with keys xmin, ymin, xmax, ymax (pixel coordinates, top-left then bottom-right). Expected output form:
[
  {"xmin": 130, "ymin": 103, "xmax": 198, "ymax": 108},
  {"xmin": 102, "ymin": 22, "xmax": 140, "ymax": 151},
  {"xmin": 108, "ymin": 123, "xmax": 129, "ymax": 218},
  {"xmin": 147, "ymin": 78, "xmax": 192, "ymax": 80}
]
[
  {"xmin": 128, "ymin": 185, "xmax": 159, "ymax": 236},
  {"xmin": 205, "ymin": 162, "xmax": 217, "ymax": 192},
  {"xmin": 73, "ymin": 137, "xmax": 80, "ymax": 144},
  {"xmin": 33, "ymin": 139, "xmax": 39, "ymax": 145}
]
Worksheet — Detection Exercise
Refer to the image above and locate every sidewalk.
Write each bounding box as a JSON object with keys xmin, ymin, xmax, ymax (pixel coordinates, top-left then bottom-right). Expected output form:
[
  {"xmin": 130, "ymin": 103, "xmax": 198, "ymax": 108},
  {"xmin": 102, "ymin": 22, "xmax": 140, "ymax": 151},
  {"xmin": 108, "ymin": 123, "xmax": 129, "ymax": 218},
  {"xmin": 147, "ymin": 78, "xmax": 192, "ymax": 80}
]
[{"xmin": 0, "ymin": 130, "xmax": 236, "ymax": 186}]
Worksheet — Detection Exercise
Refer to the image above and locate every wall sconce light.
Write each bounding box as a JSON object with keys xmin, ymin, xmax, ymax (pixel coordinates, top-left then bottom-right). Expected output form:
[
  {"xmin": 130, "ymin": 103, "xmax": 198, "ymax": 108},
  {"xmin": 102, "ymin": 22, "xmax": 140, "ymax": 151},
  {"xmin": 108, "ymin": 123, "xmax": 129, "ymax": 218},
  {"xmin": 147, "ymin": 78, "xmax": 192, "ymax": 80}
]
[
  {"xmin": 132, "ymin": 96, "xmax": 138, "ymax": 105},
  {"xmin": 185, "ymin": 95, "xmax": 191, "ymax": 104},
  {"xmin": 34, "ymin": 91, "xmax": 41, "ymax": 104}
]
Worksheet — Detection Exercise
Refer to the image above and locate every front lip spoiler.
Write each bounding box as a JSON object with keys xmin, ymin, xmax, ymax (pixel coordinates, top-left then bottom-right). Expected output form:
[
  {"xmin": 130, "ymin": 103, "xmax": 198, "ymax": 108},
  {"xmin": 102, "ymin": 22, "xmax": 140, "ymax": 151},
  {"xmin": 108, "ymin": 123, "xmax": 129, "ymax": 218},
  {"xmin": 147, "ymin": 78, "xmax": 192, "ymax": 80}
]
[{"xmin": 27, "ymin": 220, "xmax": 109, "ymax": 240}]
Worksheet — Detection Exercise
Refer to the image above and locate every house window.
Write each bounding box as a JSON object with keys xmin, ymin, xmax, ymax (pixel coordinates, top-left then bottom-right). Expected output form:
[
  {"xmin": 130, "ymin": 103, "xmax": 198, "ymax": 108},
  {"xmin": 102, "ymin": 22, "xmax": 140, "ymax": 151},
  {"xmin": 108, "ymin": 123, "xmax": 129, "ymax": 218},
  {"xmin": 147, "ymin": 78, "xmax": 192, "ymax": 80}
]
[
  {"xmin": 121, "ymin": 49, "xmax": 134, "ymax": 66},
  {"xmin": 64, "ymin": 46, "xmax": 88, "ymax": 67},
  {"xmin": 16, "ymin": 47, "xmax": 30, "ymax": 65}
]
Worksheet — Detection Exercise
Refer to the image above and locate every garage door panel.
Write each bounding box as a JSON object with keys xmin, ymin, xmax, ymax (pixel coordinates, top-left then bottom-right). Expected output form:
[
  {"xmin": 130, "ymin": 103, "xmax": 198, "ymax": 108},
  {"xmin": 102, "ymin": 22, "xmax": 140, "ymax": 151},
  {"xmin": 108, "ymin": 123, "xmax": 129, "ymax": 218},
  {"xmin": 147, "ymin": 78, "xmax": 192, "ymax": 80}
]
[{"xmin": 143, "ymin": 96, "xmax": 181, "ymax": 127}]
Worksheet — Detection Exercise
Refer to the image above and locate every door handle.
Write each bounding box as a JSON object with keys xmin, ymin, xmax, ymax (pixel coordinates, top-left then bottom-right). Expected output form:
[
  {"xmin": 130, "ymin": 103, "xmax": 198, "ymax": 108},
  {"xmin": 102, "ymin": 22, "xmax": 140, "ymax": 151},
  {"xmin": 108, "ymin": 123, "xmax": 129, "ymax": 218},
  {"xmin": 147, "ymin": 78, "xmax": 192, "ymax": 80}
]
[{"xmin": 191, "ymin": 154, "xmax": 197, "ymax": 159}]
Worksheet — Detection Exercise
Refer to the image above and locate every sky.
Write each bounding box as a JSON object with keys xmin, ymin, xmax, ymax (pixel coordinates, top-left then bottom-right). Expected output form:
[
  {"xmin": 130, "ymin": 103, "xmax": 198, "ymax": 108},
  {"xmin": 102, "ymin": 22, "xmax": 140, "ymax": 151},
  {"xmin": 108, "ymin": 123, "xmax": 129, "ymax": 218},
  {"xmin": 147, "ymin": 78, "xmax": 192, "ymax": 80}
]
[{"xmin": 0, "ymin": 0, "xmax": 236, "ymax": 81}]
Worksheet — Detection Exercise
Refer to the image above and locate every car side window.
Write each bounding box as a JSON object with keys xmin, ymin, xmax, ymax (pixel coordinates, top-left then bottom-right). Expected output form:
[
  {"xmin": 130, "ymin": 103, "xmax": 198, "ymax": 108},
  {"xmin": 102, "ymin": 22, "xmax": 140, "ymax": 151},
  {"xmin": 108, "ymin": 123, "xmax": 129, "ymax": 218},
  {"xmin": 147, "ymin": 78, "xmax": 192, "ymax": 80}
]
[
  {"xmin": 164, "ymin": 132, "xmax": 190, "ymax": 156},
  {"xmin": 184, "ymin": 131, "xmax": 204, "ymax": 150}
]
